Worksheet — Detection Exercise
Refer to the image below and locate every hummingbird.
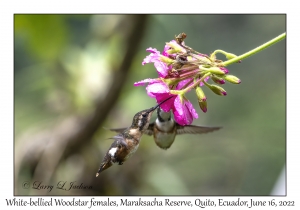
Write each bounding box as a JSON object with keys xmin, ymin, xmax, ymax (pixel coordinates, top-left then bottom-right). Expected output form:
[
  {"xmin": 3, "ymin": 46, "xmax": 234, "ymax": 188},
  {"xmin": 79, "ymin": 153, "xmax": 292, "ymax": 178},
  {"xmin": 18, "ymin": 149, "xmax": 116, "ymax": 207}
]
[
  {"xmin": 96, "ymin": 97, "xmax": 173, "ymax": 176},
  {"xmin": 109, "ymin": 107, "xmax": 221, "ymax": 150}
]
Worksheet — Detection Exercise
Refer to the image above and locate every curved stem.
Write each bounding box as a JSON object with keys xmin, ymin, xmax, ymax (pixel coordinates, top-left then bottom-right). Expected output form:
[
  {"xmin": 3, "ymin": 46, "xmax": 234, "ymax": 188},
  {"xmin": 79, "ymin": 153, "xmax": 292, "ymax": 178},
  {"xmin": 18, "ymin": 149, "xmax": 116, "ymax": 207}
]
[
  {"xmin": 211, "ymin": 50, "xmax": 227, "ymax": 59},
  {"xmin": 222, "ymin": 32, "xmax": 286, "ymax": 66}
]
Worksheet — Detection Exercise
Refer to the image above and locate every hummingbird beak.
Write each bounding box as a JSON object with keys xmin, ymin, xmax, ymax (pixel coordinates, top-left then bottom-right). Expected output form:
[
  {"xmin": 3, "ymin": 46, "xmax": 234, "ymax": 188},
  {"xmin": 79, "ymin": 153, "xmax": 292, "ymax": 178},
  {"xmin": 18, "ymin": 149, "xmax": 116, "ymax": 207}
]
[{"xmin": 147, "ymin": 96, "xmax": 174, "ymax": 113}]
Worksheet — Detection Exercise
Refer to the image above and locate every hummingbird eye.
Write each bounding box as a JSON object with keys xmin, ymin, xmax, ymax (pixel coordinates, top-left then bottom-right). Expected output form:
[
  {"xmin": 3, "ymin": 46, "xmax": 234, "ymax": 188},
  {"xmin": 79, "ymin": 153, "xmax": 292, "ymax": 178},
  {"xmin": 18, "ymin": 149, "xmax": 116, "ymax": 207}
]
[{"xmin": 142, "ymin": 113, "xmax": 147, "ymax": 117}]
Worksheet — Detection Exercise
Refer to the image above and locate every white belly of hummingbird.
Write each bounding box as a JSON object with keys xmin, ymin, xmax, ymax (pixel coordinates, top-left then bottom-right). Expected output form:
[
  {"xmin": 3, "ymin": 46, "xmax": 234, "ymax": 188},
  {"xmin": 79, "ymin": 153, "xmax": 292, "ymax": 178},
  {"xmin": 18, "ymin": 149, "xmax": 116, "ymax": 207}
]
[
  {"xmin": 154, "ymin": 118, "xmax": 176, "ymax": 149},
  {"xmin": 154, "ymin": 132, "xmax": 176, "ymax": 149}
]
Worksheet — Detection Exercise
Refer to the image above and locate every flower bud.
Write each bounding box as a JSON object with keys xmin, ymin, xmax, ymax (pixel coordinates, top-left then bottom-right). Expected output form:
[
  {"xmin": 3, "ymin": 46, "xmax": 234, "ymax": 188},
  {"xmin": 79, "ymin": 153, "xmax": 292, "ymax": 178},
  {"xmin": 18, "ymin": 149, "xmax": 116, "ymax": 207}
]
[
  {"xmin": 198, "ymin": 99, "xmax": 207, "ymax": 113},
  {"xmin": 207, "ymin": 84, "xmax": 227, "ymax": 96},
  {"xmin": 206, "ymin": 67, "xmax": 228, "ymax": 75},
  {"xmin": 220, "ymin": 67, "xmax": 229, "ymax": 74},
  {"xmin": 159, "ymin": 55, "xmax": 174, "ymax": 65},
  {"xmin": 166, "ymin": 42, "xmax": 185, "ymax": 54},
  {"xmin": 211, "ymin": 75, "xmax": 225, "ymax": 84},
  {"xmin": 223, "ymin": 75, "xmax": 241, "ymax": 84},
  {"xmin": 195, "ymin": 86, "xmax": 206, "ymax": 101},
  {"xmin": 195, "ymin": 86, "xmax": 207, "ymax": 113}
]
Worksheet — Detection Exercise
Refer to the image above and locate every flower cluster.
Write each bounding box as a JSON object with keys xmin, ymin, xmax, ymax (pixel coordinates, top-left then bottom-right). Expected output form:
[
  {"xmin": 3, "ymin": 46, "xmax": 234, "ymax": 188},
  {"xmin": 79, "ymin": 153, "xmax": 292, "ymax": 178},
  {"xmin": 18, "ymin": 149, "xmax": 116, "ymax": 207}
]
[{"xmin": 134, "ymin": 33, "xmax": 241, "ymax": 125}]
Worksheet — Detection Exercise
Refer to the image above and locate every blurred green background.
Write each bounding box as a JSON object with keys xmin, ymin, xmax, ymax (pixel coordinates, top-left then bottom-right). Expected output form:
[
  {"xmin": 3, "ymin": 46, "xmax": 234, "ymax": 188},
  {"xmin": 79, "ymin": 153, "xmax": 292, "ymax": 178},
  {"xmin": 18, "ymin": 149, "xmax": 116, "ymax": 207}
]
[{"xmin": 14, "ymin": 14, "xmax": 286, "ymax": 196}]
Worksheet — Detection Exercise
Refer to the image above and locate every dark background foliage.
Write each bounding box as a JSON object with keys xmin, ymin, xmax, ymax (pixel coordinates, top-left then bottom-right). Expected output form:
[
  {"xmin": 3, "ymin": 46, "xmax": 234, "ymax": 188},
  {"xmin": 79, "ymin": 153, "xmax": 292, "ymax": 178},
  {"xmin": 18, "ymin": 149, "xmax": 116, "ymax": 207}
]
[{"xmin": 14, "ymin": 14, "xmax": 286, "ymax": 195}]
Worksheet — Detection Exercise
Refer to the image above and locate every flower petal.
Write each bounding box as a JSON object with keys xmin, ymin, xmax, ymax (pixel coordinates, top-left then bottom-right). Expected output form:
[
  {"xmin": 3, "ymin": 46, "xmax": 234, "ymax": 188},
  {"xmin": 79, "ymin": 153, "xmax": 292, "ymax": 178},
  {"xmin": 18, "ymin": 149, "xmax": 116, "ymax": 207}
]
[
  {"xmin": 155, "ymin": 94, "xmax": 175, "ymax": 112},
  {"xmin": 146, "ymin": 81, "xmax": 168, "ymax": 98},
  {"xmin": 173, "ymin": 96, "xmax": 198, "ymax": 125},
  {"xmin": 134, "ymin": 78, "xmax": 159, "ymax": 86},
  {"xmin": 146, "ymin": 47, "xmax": 160, "ymax": 54},
  {"xmin": 154, "ymin": 62, "xmax": 169, "ymax": 78},
  {"xmin": 146, "ymin": 82, "xmax": 174, "ymax": 111},
  {"xmin": 142, "ymin": 48, "xmax": 161, "ymax": 65},
  {"xmin": 185, "ymin": 99, "xmax": 198, "ymax": 119}
]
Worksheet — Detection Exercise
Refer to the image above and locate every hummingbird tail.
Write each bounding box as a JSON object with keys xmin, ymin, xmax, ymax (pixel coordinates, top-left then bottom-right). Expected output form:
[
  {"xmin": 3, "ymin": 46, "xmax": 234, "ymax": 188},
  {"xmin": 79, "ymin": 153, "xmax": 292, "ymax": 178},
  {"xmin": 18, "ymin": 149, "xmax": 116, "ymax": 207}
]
[{"xmin": 96, "ymin": 159, "xmax": 113, "ymax": 177}]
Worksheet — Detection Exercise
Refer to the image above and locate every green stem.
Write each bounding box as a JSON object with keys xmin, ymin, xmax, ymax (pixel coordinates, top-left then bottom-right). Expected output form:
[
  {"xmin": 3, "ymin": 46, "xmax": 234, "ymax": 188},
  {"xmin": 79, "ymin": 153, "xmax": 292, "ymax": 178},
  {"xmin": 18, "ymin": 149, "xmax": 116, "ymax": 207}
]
[
  {"xmin": 222, "ymin": 32, "xmax": 286, "ymax": 66},
  {"xmin": 210, "ymin": 50, "xmax": 227, "ymax": 59}
]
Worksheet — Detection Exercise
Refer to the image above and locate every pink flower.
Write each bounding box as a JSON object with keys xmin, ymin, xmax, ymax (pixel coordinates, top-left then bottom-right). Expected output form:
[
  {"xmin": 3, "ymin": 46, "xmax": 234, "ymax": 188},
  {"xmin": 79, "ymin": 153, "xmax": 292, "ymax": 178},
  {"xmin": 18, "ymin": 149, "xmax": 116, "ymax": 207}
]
[
  {"xmin": 173, "ymin": 96, "xmax": 198, "ymax": 126},
  {"xmin": 137, "ymin": 41, "xmax": 213, "ymax": 125},
  {"xmin": 146, "ymin": 81, "xmax": 198, "ymax": 125},
  {"xmin": 142, "ymin": 48, "xmax": 171, "ymax": 78}
]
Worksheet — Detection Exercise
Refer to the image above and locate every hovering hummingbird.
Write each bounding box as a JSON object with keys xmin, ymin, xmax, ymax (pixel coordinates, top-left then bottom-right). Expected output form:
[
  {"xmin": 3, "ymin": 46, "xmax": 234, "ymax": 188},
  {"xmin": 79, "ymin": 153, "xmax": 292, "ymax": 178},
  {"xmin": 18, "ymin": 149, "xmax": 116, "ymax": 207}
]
[
  {"xmin": 110, "ymin": 107, "xmax": 221, "ymax": 150},
  {"xmin": 96, "ymin": 97, "xmax": 173, "ymax": 176}
]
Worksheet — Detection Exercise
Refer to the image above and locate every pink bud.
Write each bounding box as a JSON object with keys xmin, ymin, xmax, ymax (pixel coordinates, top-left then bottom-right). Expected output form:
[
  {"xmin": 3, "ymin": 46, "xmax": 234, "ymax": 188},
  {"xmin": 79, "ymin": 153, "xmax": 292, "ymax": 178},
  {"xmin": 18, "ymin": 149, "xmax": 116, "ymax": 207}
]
[{"xmin": 220, "ymin": 67, "xmax": 229, "ymax": 74}]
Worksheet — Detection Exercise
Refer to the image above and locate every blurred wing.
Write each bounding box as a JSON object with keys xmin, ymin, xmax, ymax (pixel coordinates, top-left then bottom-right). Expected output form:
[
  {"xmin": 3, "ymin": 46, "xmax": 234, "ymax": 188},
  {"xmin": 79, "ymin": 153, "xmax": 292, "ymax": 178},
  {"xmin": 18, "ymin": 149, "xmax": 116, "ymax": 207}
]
[
  {"xmin": 108, "ymin": 134, "xmax": 128, "ymax": 149},
  {"xmin": 108, "ymin": 127, "xmax": 128, "ymax": 133},
  {"xmin": 106, "ymin": 123, "xmax": 154, "ymax": 136},
  {"xmin": 143, "ymin": 123, "xmax": 154, "ymax": 136},
  {"xmin": 176, "ymin": 125, "xmax": 221, "ymax": 135}
]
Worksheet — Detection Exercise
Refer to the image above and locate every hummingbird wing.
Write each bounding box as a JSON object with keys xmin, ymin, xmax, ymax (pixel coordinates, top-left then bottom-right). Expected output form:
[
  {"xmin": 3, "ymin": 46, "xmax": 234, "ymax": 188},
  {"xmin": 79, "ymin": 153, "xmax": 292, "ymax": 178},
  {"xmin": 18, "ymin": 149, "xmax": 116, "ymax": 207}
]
[
  {"xmin": 109, "ymin": 134, "xmax": 128, "ymax": 149},
  {"xmin": 108, "ymin": 127, "xmax": 128, "ymax": 133},
  {"xmin": 176, "ymin": 124, "xmax": 221, "ymax": 135},
  {"xmin": 108, "ymin": 124, "xmax": 155, "ymax": 136}
]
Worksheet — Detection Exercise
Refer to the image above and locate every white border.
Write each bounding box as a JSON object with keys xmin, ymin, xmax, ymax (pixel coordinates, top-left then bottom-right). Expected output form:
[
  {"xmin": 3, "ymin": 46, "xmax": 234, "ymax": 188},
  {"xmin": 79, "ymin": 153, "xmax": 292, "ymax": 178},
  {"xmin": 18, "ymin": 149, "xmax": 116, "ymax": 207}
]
[{"xmin": 1, "ymin": 1, "xmax": 297, "ymax": 210}]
